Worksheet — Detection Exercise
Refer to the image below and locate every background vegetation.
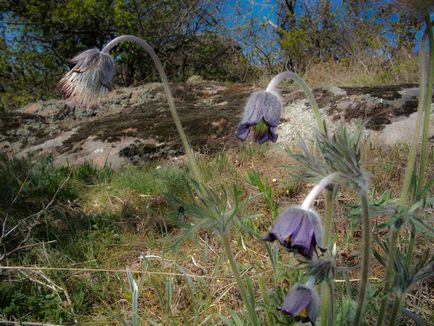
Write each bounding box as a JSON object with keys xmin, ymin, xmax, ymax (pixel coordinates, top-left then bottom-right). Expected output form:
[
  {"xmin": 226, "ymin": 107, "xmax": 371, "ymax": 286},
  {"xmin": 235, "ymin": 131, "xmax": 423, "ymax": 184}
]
[{"xmin": 1, "ymin": 0, "xmax": 423, "ymax": 110}]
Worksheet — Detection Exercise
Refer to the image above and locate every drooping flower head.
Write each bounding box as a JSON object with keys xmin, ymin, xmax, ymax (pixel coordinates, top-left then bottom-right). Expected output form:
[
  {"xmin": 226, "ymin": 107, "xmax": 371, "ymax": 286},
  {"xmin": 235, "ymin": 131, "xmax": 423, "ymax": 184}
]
[
  {"xmin": 236, "ymin": 91, "xmax": 282, "ymax": 144},
  {"xmin": 58, "ymin": 48, "xmax": 115, "ymax": 107},
  {"xmin": 279, "ymin": 284, "xmax": 319, "ymax": 325},
  {"xmin": 262, "ymin": 206, "xmax": 324, "ymax": 259}
]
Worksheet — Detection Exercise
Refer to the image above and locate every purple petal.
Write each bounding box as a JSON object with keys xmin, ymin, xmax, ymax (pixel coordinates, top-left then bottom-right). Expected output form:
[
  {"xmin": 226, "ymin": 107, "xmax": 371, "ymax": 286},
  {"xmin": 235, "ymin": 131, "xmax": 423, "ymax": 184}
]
[
  {"xmin": 71, "ymin": 48, "xmax": 100, "ymax": 71},
  {"xmin": 253, "ymin": 127, "xmax": 278, "ymax": 144},
  {"xmin": 236, "ymin": 123, "xmax": 251, "ymax": 141},
  {"xmin": 280, "ymin": 285, "xmax": 312, "ymax": 316},
  {"xmin": 254, "ymin": 130, "xmax": 271, "ymax": 144},
  {"xmin": 268, "ymin": 126, "xmax": 278, "ymax": 142},
  {"xmin": 307, "ymin": 288, "xmax": 319, "ymax": 324},
  {"xmin": 99, "ymin": 52, "xmax": 115, "ymax": 86},
  {"xmin": 263, "ymin": 207, "xmax": 305, "ymax": 246},
  {"xmin": 280, "ymin": 285, "xmax": 318, "ymax": 324},
  {"xmin": 309, "ymin": 210, "xmax": 325, "ymax": 250},
  {"xmin": 262, "ymin": 92, "xmax": 282, "ymax": 127},
  {"xmin": 291, "ymin": 213, "xmax": 315, "ymax": 255},
  {"xmin": 239, "ymin": 91, "xmax": 266, "ymax": 125}
]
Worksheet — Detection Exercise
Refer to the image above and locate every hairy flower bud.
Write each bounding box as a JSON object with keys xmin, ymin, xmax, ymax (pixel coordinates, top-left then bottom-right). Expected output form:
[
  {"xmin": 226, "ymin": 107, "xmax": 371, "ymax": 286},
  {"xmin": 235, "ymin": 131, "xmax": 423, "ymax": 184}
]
[{"xmin": 58, "ymin": 48, "xmax": 115, "ymax": 107}]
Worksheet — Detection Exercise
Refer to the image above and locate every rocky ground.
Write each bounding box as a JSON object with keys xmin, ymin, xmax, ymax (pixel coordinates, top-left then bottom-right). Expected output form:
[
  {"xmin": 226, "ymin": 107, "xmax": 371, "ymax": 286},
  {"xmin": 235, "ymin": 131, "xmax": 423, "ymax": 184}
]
[{"xmin": 1, "ymin": 76, "xmax": 433, "ymax": 168}]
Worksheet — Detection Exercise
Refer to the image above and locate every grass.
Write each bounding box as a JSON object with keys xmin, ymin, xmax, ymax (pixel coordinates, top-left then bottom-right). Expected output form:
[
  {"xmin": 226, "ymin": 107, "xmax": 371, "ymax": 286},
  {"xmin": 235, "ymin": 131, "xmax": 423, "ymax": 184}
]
[
  {"xmin": 0, "ymin": 143, "xmax": 432, "ymax": 325},
  {"xmin": 256, "ymin": 52, "xmax": 419, "ymax": 90}
]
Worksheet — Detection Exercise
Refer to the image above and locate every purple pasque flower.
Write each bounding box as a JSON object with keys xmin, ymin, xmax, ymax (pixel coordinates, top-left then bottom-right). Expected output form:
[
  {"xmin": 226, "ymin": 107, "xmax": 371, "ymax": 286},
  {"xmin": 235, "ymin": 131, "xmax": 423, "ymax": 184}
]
[
  {"xmin": 262, "ymin": 206, "xmax": 324, "ymax": 259},
  {"xmin": 279, "ymin": 284, "xmax": 319, "ymax": 325},
  {"xmin": 236, "ymin": 91, "xmax": 282, "ymax": 144},
  {"xmin": 58, "ymin": 48, "xmax": 115, "ymax": 107}
]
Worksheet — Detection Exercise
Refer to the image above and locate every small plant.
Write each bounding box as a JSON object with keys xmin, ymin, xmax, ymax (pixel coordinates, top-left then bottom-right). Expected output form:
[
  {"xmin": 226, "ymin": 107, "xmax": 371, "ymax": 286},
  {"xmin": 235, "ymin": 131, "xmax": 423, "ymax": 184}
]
[{"xmin": 43, "ymin": 6, "xmax": 433, "ymax": 324}]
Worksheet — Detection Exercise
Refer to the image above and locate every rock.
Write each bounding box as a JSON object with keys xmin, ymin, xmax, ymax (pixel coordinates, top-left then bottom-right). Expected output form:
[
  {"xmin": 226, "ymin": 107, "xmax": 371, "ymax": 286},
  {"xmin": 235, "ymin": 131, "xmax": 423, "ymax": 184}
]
[
  {"xmin": 186, "ymin": 75, "xmax": 204, "ymax": 85},
  {"xmin": 380, "ymin": 109, "xmax": 434, "ymax": 146},
  {"xmin": 3, "ymin": 81, "xmax": 432, "ymax": 168}
]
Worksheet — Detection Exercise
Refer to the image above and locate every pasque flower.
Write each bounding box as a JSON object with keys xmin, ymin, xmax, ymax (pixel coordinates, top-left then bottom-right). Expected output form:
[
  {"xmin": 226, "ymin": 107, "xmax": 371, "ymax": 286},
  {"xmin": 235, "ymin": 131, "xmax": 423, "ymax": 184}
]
[
  {"xmin": 58, "ymin": 48, "xmax": 115, "ymax": 107},
  {"xmin": 262, "ymin": 174, "xmax": 338, "ymax": 259},
  {"xmin": 236, "ymin": 91, "xmax": 282, "ymax": 144},
  {"xmin": 262, "ymin": 206, "xmax": 324, "ymax": 259},
  {"xmin": 279, "ymin": 283, "xmax": 319, "ymax": 325}
]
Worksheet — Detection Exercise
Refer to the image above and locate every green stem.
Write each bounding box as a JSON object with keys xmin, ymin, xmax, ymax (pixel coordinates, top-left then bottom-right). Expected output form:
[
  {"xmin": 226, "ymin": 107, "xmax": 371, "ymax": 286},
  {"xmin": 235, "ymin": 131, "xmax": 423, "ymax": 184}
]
[
  {"xmin": 320, "ymin": 189, "xmax": 334, "ymax": 326},
  {"xmin": 405, "ymin": 225, "xmax": 416, "ymax": 266},
  {"xmin": 353, "ymin": 192, "xmax": 371, "ymax": 326},
  {"xmin": 102, "ymin": 35, "xmax": 202, "ymax": 184},
  {"xmin": 221, "ymin": 232, "xmax": 258, "ymax": 325},
  {"xmin": 328, "ymin": 280, "xmax": 335, "ymax": 326},
  {"xmin": 376, "ymin": 228, "xmax": 399, "ymax": 326},
  {"xmin": 324, "ymin": 190, "xmax": 334, "ymax": 247},
  {"xmin": 417, "ymin": 16, "xmax": 434, "ymax": 196},
  {"xmin": 266, "ymin": 71, "xmax": 326, "ymax": 134},
  {"xmin": 400, "ymin": 32, "xmax": 429, "ymax": 204},
  {"xmin": 320, "ymin": 282, "xmax": 332, "ymax": 326},
  {"xmin": 389, "ymin": 294, "xmax": 403, "ymax": 326}
]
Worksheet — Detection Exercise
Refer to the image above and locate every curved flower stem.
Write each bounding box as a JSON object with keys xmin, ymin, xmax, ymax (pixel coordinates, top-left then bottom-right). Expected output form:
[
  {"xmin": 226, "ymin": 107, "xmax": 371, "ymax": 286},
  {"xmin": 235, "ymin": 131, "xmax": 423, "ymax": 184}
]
[
  {"xmin": 376, "ymin": 228, "xmax": 399, "ymax": 326},
  {"xmin": 353, "ymin": 191, "xmax": 371, "ymax": 326},
  {"xmin": 266, "ymin": 71, "xmax": 326, "ymax": 134},
  {"xmin": 417, "ymin": 16, "xmax": 434, "ymax": 196},
  {"xmin": 101, "ymin": 35, "xmax": 202, "ymax": 184},
  {"xmin": 301, "ymin": 173, "xmax": 338, "ymax": 210},
  {"xmin": 221, "ymin": 232, "xmax": 259, "ymax": 325}
]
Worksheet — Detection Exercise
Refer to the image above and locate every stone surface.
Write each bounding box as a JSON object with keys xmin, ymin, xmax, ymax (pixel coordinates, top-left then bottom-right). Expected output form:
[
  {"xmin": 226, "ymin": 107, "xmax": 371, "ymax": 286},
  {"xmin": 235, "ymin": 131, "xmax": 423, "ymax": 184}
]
[{"xmin": 2, "ymin": 80, "xmax": 432, "ymax": 168}]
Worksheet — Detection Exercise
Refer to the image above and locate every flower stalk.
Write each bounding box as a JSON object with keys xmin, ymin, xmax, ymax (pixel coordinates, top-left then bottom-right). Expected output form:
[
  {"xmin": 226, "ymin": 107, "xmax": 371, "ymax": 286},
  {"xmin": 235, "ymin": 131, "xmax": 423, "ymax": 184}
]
[
  {"xmin": 221, "ymin": 232, "xmax": 259, "ymax": 325},
  {"xmin": 100, "ymin": 35, "xmax": 202, "ymax": 184},
  {"xmin": 301, "ymin": 173, "xmax": 338, "ymax": 210},
  {"xmin": 266, "ymin": 71, "xmax": 326, "ymax": 134},
  {"xmin": 400, "ymin": 32, "xmax": 429, "ymax": 205},
  {"xmin": 320, "ymin": 190, "xmax": 335, "ymax": 326},
  {"xmin": 389, "ymin": 293, "xmax": 403, "ymax": 326},
  {"xmin": 417, "ymin": 16, "xmax": 434, "ymax": 196},
  {"xmin": 353, "ymin": 191, "xmax": 371, "ymax": 326},
  {"xmin": 378, "ymin": 19, "xmax": 432, "ymax": 325},
  {"xmin": 376, "ymin": 227, "xmax": 399, "ymax": 326}
]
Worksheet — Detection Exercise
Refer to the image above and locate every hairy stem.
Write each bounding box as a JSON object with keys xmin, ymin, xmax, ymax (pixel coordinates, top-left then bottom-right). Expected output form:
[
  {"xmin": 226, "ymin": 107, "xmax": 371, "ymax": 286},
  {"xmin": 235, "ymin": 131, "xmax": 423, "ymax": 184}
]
[
  {"xmin": 320, "ymin": 189, "xmax": 335, "ymax": 325},
  {"xmin": 320, "ymin": 282, "xmax": 332, "ymax": 326},
  {"xmin": 266, "ymin": 71, "xmax": 326, "ymax": 134},
  {"xmin": 376, "ymin": 228, "xmax": 399, "ymax": 326},
  {"xmin": 102, "ymin": 35, "xmax": 202, "ymax": 184},
  {"xmin": 301, "ymin": 173, "xmax": 338, "ymax": 210},
  {"xmin": 389, "ymin": 294, "xmax": 403, "ymax": 326},
  {"xmin": 405, "ymin": 225, "xmax": 416, "ymax": 266},
  {"xmin": 417, "ymin": 16, "xmax": 434, "ymax": 196},
  {"xmin": 324, "ymin": 189, "xmax": 334, "ymax": 247},
  {"xmin": 353, "ymin": 192, "xmax": 371, "ymax": 326},
  {"xmin": 400, "ymin": 33, "xmax": 429, "ymax": 204},
  {"xmin": 221, "ymin": 232, "xmax": 258, "ymax": 325},
  {"xmin": 328, "ymin": 280, "xmax": 335, "ymax": 325}
]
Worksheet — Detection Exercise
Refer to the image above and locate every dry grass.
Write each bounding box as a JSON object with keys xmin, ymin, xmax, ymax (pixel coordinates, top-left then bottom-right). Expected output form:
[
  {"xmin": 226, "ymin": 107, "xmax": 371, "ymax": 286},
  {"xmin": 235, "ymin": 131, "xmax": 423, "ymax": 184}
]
[{"xmin": 1, "ymin": 142, "xmax": 433, "ymax": 325}]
